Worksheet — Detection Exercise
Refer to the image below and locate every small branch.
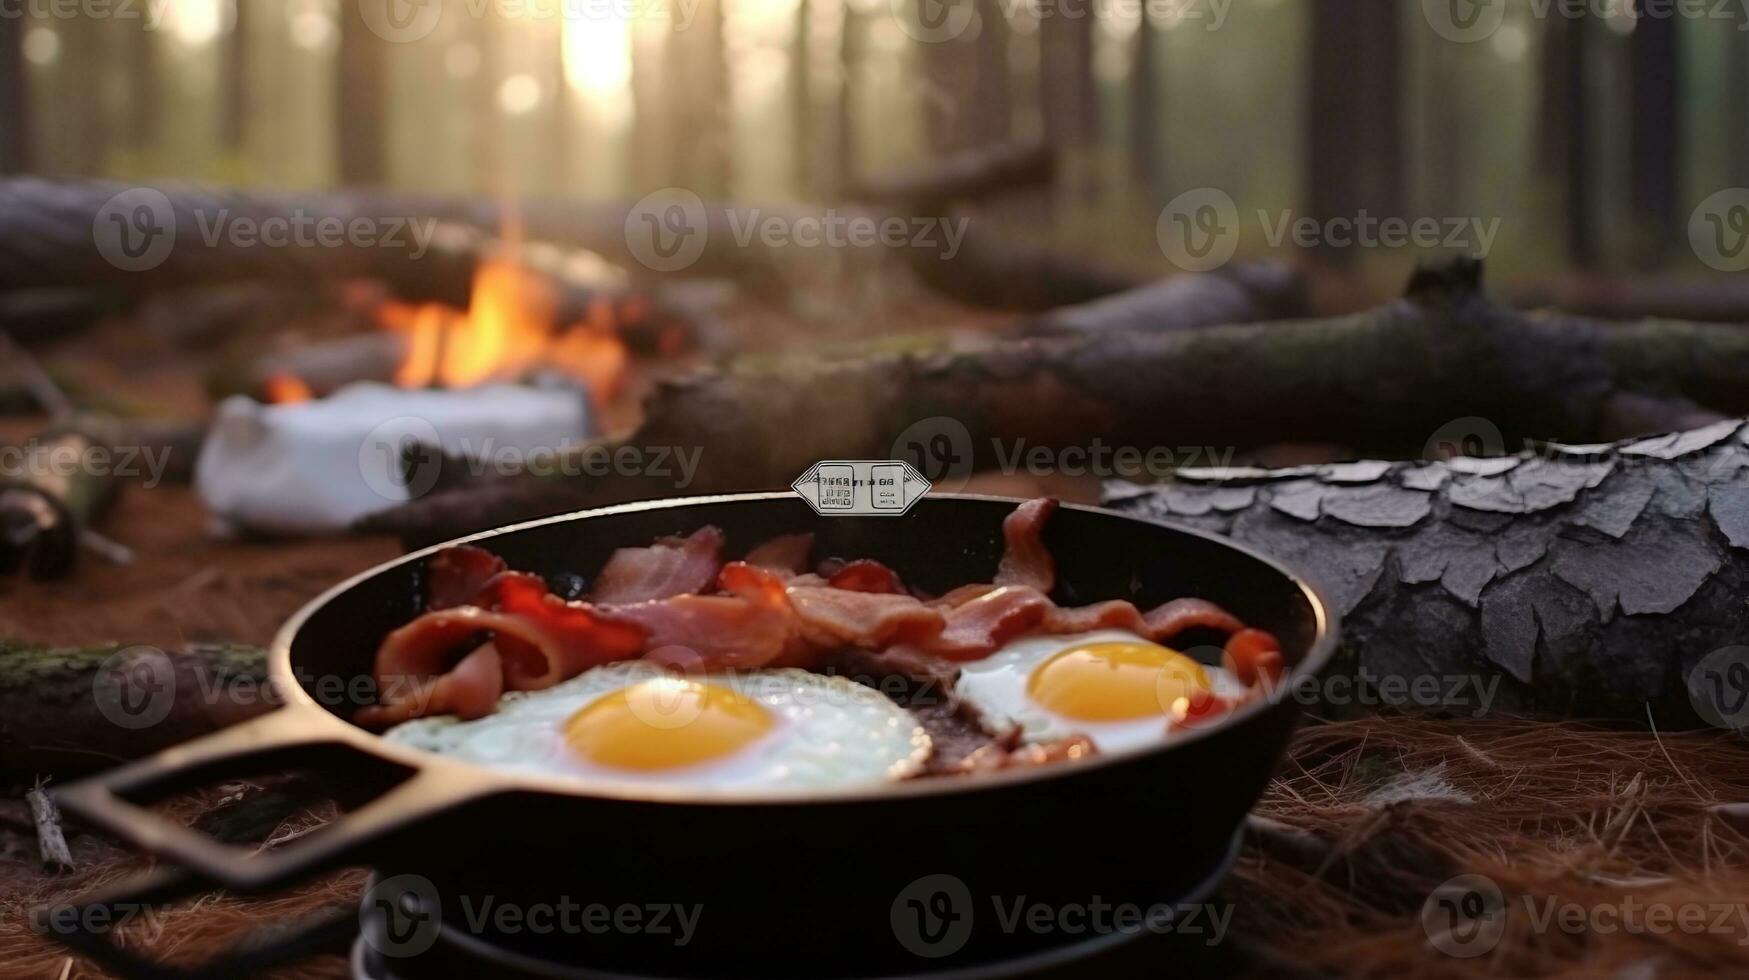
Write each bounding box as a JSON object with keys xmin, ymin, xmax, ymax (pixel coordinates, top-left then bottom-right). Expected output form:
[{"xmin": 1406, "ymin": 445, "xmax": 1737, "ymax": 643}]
[{"xmin": 28, "ymin": 780, "xmax": 74, "ymax": 870}]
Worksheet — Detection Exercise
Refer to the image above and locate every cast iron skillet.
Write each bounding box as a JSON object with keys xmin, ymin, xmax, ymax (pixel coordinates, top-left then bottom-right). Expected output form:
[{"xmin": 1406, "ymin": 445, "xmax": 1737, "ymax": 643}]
[{"xmin": 52, "ymin": 494, "xmax": 1336, "ymax": 979}]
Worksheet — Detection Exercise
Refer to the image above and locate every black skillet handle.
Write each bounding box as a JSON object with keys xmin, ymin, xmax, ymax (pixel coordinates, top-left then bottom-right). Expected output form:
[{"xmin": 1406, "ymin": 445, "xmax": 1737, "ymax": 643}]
[
  {"xmin": 54, "ymin": 707, "xmax": 487, "ymax": 892},
  {"xmin": 48, "ymin": 708, "xmax": 497, "ymax": 978}
]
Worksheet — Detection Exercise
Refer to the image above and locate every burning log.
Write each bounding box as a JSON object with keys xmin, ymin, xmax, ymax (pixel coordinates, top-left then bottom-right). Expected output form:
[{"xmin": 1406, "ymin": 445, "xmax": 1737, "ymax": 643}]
[{"xmin": 363, "ymin": 259, "xmax": 1749, "ymax": 540}]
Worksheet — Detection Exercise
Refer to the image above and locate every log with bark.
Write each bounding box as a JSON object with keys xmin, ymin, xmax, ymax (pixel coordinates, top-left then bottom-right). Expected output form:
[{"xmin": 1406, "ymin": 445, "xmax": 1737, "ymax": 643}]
[
  {"xmin": 1105, "ymin": 420, "xmax": 1749, "ymax": 717},
  {"xmin": 1510, "ymin": 273, "xmax": 1749, "ymax": 324},
  {"xmin": 0, "ymin": 176, "xmax": 1177, "ymax": 318},
  {"xmin": 363, "ymin": 259, "xmax": 1749, "ymax": 542},
  {"xmin": 0, "ymin": 641, "xmax": 269, "ymax": 779}
]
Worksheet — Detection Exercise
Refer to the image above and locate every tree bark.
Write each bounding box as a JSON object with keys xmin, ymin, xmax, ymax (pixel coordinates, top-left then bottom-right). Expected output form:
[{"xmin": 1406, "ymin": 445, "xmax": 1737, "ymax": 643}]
[
  {"xmin": 0, "ymin": 642, "xmax": 269, "ymax": 779},
  {"xmin": 361, "ymin": 259, "xmax": 1749, "ymax": 542},
  {"xmin": 1629, "ymin": 1, "xmax": 1681, "ymax": 266},
  {"xmin": 1104, "ymin": 419, "xmax": 1749, "ymax": 717},
  {"xmin": 337, "ymin": 1, "xmax": 389, "ymax": 186},
  {"xmin": 1306, "ymin": 0, "xmax": 1401, "ymax": 263}
]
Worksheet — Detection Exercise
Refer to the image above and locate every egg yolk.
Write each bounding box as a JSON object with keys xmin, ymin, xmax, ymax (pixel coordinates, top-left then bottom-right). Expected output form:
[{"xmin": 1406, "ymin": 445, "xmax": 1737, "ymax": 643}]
[
  {"xmin": 1027, "ymin": 641, "xmax": 1210, "ymax": 722},
  {"xmin": 563, "ymin": 678, "xmax": 773, "ymax": 771}
]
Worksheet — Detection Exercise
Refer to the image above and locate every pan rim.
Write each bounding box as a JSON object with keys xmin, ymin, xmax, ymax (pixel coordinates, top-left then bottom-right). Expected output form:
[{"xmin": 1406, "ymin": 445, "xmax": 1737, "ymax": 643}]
[{"xmin": 268, "ymin": 492, "xmax": 1339, "ymax": 807}]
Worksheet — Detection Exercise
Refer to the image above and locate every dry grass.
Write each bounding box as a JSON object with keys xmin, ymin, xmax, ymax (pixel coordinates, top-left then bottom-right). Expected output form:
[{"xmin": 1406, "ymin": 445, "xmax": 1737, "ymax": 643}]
[{"xmin": 1232, "ymin": 715, "xmax": 1749, "ymax": 978}]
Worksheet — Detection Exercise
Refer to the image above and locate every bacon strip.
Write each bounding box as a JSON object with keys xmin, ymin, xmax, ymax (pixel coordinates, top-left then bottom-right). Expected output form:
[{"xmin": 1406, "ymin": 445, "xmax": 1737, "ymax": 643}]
[
  {"xmin": 589, "ymin": 526, "xmax": 725, "ymax": 605},
  {"xmin": 926, "ymin": 586, "xmax": 1054, "ymax": 661},
  {"xmin": 425, "ymin": 545, "xmax": 508, "ymax": 610},
  {"xmin": 744, "ymin": 533, "xmax": 815, "ymax": 576},
  {"xmin": 1040, "ymin": 600, "xmax": 1150, "ymax": 636},
  {"xmin": 788, "ymin": 588, "xmax": 945, "ymax": 648},
  {"xmin": 358, "ymin": 643, "xmax": 505, "ymax": 728},
  {"xmin": 994, "ymin": 497, "xmax": 1058, "ymax": 593},
  {"xmin": 1143, "ymin": 598, "xmax": 1246, "ymax": 643},
  {"xmin": 827, "ymin": 559, "xmax": 907, "ymax": 595}
]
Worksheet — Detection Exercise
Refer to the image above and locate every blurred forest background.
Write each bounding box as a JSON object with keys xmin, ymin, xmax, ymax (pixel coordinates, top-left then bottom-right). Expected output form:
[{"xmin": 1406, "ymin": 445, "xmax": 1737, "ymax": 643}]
[{"xmin": 0, "ymin": 0, "xmax": 1746, "ymax": 287}]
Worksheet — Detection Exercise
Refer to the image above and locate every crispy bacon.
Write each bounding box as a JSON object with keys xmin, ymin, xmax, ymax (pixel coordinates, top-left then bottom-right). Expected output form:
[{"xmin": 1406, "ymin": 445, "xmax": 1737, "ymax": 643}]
[
  {"xmin": 1040, "ymin": 600, "xmax": 1150, "ymax": 636},
  {"xmin": 622, "ymin": 595, "xmax": 794, "ymax": 671},
  {"xmin": 994, "ymin": 497, "xmax": 1058, "ymax": 593},
  {"xmin": 357, "ymin": 643, "xmax": 505, "ymax": 728},
  {"xmin": 1223, "ymin": 628, "xmax": 1285, "ymax": 687},
  {"xmin": 827, "ymin": 559, "xmax": 907, "ymax": 595},
  {"xmin": 744, "ymin": 533, "xmax": 815, "ymax": 576},
  {"xmin": 788, "ymin": 587, "xmax": 945, "ymax": 648},
  {"xmin": 926, "ymin": 586, "xmax": 1054, "ymax": 661},
  {"xmin": 425, "ymin": 545, "xmax": 508, "ymax": 610},
  {"xmin": 1143, "ymin": 598, "xmax": 1246, "ymax": 643},
  {"xmin": 589, "ymin": 526, "xmax": 725, "ymax": 605}
]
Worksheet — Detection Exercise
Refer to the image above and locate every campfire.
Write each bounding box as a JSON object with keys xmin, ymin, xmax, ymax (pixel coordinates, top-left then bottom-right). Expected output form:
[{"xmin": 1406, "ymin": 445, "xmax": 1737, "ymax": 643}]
[
  {"xmin": 198, "ymin": 251, "xmax": 638, "ymax": 538},
  {"xmin": 261, "ymin": 255, "xmax": 631, "ymax": 409}
]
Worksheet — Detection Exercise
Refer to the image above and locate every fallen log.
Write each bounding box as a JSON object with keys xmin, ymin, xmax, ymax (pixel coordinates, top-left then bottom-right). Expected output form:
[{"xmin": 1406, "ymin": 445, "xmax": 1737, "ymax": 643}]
[
  {"xmin": 1104, "ymin": 420, "xmax": 1749, "ymax": 716},
  {"xmin": 0, "ymin": 178, "xmax": 1157, "ymax": 317},
  {"xmin": 1510, "ymin": 272, "xmax": 1749, "ymax": 324},
  {"xmin": 846, "ymin": 139, "xmax": 1055, "ymax": 210},
  {"xmin": 0, "ymin": 642, "xmax": 269, "ymax": 779},
  {"xmin": 363, "ymin": 259, "xmax": 1749, "ymax": 543}
]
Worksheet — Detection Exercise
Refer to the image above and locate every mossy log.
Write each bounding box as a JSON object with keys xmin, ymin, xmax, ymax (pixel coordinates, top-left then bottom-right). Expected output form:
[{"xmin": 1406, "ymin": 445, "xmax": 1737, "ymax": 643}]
[{"xmin": 0, "ymin": 642, "xmax": 268, "ymax": 779}]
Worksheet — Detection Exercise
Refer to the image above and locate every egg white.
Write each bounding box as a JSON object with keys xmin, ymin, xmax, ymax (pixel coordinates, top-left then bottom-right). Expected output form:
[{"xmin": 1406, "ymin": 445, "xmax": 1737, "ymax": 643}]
[
  {"xmin": 953, "ymin": 629, "xmax": 1250, "ymax": 754},
  {"xmin": 382, "ymin": 662, "xmax": 931, "ymax": 792}
]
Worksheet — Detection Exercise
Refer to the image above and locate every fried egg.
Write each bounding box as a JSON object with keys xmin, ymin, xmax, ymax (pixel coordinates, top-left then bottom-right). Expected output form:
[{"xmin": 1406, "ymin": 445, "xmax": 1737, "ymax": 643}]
[
  {"xmin": 953, "ymin": 629, "xmax": 1250, "ymax": 753},
  {"xmin": 383, "ymin": 662, "xmax": 931, "ymax": 792}
]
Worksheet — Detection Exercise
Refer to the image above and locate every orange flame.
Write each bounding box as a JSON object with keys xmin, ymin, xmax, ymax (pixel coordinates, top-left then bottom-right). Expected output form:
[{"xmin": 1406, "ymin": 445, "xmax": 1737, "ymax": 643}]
[
  {"xmin": 374, "ymin": 258, "xmax": 628, "ymax": 405},
  {"xmin": 264, "ymin": 373, "xmax": 313, "ymax": 404}
]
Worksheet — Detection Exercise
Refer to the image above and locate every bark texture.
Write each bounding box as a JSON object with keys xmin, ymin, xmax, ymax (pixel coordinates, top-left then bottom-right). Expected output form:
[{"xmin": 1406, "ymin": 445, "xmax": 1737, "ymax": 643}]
[
  {"xmin": 1105, "ymin": 421, "xmax": 1749, "ymax": 714},
  {"xmin": 363, "ymin": 260, "xmax": 1749, "ymax": 542}
]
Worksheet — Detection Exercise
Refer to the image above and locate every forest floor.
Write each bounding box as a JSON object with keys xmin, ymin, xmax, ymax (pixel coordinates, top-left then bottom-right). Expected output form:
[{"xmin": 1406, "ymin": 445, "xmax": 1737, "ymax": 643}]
[{"xmin": 3, "ymin": 299, "xmax": 1749, "ymax": 979}]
